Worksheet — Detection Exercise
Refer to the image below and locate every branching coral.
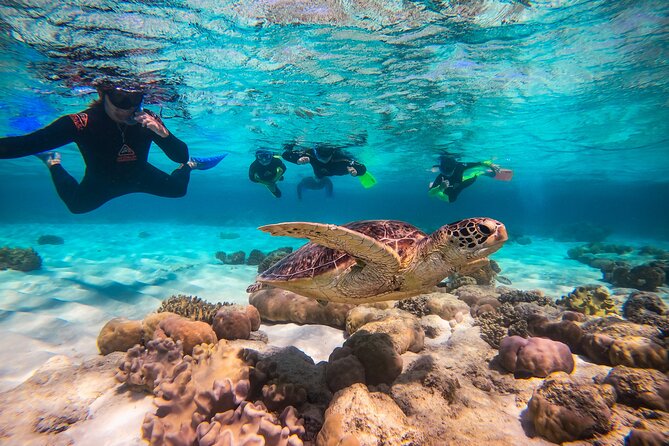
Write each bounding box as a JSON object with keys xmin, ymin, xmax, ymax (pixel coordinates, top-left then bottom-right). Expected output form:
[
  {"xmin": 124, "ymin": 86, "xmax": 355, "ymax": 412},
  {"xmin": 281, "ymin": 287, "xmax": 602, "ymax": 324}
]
[{"xmin": 157, "ymin": 294, "xmax": 231, "ymax": 325}]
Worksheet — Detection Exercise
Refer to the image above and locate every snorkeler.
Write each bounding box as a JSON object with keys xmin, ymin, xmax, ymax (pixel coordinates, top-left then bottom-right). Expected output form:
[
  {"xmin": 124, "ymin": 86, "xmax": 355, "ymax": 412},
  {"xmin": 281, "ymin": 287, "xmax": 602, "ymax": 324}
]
[
  {"xmin": 248, "ymin": 149, "xmax": 287, "ymax": 198},
  {"xmin": 428, "ymin": 153, "xmax": 512, "ymax": 203},
  {"xmin": 281, "ymin": 132, "xmax": 373, "ymax": 199},
  {"xmin": 0, "ymin": 80, "xmax": 227, "ymax": 214}
]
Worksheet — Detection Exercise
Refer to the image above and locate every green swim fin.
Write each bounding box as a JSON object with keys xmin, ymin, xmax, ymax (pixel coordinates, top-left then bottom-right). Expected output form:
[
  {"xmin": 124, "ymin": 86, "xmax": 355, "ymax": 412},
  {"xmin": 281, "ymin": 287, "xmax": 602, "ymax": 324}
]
[{"xmin": 358, "ymin": 171, "xmax": 377, "ymax": 188}]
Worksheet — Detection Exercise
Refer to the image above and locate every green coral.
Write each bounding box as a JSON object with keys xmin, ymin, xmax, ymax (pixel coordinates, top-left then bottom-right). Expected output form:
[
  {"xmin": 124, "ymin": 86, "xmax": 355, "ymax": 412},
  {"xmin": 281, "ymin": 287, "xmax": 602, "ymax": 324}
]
[
  {"xmin": 556, "ymin": 285, "xmax": 619, "ymax": 316},
  {"xmin": 0, "ymin": 246, "xmax": 42, "ymax": 272},
  {"xmin": 157, "ymin": 294, "xmax": 231, "ymax": 324}
]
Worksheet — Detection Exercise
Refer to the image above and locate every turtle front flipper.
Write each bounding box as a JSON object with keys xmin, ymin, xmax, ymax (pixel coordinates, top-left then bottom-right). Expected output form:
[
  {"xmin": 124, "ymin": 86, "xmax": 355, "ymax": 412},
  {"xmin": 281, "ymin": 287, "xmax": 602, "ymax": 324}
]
[{"xmin": 259, "ymin": 222, "xmax": 402, "ymax": 273}]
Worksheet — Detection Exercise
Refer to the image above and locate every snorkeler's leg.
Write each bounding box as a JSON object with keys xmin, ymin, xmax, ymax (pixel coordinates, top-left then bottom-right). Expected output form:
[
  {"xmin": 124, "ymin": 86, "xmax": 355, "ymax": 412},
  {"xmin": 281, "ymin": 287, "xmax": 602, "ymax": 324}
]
[
  {"xmin": 323, "ymin": 177, "xmax": 333, "ymax": 197},
  {"xmin": 48, "ymin": 166, "xmax": 116, "ymax": 214},
  {"xmin": 297, "ymin": 177, "xmax": 331, "ymax": 200},
  {"xmin": 138, "ymin": 163, "xmax": 192, "ymax": 198},
  {"xmin": 265, "ymin": 183, "xmax": 281, "ymax": 198},
  {"xmin": 447, "ymin": 178, "xmax": 477, "ymax": 203}
]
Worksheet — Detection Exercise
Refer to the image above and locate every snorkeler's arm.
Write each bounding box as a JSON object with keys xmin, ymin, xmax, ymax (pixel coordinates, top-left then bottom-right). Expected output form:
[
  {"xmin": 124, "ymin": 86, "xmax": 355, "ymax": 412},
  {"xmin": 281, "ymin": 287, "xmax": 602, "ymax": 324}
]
[
  {"xmin": 151, "ymin": 132, "xmax": 189, "ymax": 163},
  {"xmin": 281, "ymin": 148, "xmax": 310, "ymax": 164},
  {"xmin": 148, "ymin": 112, "xmax": 189, "ymax": 164},
  {"xmin": 0, "ymin": 116, "xmax": 77, "ymax": 159}
]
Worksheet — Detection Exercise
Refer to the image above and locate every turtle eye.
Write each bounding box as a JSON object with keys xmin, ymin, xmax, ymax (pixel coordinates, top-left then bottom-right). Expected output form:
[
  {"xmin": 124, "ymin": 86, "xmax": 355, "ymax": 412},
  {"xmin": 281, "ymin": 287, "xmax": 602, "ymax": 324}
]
[{"xmin": 477, "ymin": 223, "xmax": 492, "ymax": 236}]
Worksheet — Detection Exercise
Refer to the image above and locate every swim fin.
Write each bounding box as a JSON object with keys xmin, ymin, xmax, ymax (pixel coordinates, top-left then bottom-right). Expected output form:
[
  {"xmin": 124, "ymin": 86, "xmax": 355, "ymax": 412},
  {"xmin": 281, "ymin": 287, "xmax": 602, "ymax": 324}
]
[
  {"xmin": 190, "ymin": 153, "xmax": 229, "ymax": 170},
  {"xmin": 358, "ymin": 171, "xmax": 377, "ymax": 188},
  {"xmin": 494, "ymin": 168, "xmax": 513, "ymax": 181}
]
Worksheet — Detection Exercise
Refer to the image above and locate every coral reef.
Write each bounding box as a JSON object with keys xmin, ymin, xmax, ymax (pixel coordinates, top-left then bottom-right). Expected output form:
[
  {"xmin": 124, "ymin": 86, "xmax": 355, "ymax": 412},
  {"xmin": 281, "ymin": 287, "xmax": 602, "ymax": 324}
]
[
  {"xmin": 249, "ymin": 288, "xmax": 354, "ymax": 329},
  {"xmin": 498, "ymin": 336, "xmax": 574, "ymax": 378},
  {"xmin": 97, "ymin": 318, "xmax": 143, "ymax": 355},
  {"xmin": 37, "ymin": 234, "xmax": 64, "ymax": 245},
  {"xmin": 556, "ymin": 284, "xmax": 619, "ymax": 316},
  {"xmin": 527, "ymin": 373, "xmax": 616, "ymax": 443},
  {"xmin": 157, "ymin": 294, "xmax": 231, "ymax": 325},
  {"xmin": 0, "ymin": 246, "xmax": 42, "ymax": 272}
]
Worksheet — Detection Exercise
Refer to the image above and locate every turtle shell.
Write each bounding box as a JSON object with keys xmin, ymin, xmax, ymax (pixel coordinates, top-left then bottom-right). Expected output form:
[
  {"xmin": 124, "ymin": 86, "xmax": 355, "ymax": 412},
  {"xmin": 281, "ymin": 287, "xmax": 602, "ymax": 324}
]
[{"xmin": 260, "ymin": 220, "xmax": 427, "ymax": 281}]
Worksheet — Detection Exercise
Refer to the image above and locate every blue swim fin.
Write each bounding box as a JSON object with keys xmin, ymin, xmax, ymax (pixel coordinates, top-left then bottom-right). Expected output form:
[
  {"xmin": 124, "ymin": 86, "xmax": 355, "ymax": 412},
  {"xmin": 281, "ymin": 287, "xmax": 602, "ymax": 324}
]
[{"xmin": 190, "ymin": 153, "xmax": 228, "ymax": 170}]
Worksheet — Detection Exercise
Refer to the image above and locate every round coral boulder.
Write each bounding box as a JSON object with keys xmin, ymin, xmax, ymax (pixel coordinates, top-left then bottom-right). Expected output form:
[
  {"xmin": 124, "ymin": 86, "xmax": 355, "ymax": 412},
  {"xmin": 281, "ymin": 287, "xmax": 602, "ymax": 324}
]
[
  {"xmin": 154, "ymin": 316, "xmax": 217, "ymax": 355},
  {"xmin": 527, "ymin": 374, "xmax": 616, "ymax": 443},
  {"xmin": 212, "ymin": 305, "xmax": 260, "ymax": 340},
  {"xmin": 344, "ymin": 332, "xmax": 403, "ymax": 386},
  {"xmin": 498, "ymin": 336, "xmax": 574, "ymax": 378},
  {"xmin": 97, "ymin": 318, "xmax": 143, "ymax": 355}
]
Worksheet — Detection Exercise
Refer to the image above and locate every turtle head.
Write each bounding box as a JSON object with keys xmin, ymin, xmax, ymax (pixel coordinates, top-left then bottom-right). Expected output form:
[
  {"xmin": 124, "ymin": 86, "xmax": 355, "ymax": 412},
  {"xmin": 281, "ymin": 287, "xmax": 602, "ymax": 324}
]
[{"xmin": 433, "ymin": 217, "xmax": 507, "ymax": 262}]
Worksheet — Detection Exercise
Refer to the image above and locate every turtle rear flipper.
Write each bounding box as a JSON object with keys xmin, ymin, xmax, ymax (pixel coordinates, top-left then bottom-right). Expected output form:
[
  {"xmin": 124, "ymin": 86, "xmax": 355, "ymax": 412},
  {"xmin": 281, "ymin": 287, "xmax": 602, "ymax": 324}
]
[{"xmin": 259, "ymin": 222, "xmax": 402, "ymax": 274}]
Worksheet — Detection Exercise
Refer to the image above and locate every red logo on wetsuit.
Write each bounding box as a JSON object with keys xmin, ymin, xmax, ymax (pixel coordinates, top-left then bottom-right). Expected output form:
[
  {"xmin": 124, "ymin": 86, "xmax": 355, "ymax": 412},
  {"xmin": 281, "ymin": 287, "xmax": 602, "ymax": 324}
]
[
  {"xmin": 69, "ymin": 113, "xmax": 88, "ymax": 131},
  {"xmin": 117, "ymin": 145, "xmax": 137, "ymax": 162}
]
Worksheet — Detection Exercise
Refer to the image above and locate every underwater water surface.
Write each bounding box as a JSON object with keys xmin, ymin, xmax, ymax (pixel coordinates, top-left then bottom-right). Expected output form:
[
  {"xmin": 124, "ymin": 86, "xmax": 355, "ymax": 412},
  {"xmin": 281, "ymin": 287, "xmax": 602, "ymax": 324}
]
[{"xmin": 0, "ymin": 0, "xmax": 669, "ymax": 445}]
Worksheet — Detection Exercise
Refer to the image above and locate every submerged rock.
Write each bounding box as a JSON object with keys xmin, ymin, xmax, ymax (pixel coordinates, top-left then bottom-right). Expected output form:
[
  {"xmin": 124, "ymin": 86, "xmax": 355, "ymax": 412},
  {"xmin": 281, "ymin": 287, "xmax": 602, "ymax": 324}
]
[{"xmin": 37, "ymin": 234, "xmax": 64, "ymax": 245}]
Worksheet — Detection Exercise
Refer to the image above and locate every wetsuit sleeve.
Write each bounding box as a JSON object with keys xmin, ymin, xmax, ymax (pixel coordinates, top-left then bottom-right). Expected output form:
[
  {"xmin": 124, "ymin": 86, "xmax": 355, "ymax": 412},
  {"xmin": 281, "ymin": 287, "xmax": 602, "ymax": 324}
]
[
  {"xmin": 249, "ymin": 163, "xmax": 259, "ymax": 182},
  {"xmin": 144, "ymin": 110, "xmax": 189, "ymax": 163},
  {"xmin": 282, "ymin": 149, "xmax": 309, "ymax": 164},
  {"xmin": 0, "ymin": 116, "xmax": 77, "ymax": 159},
  {"xmin": 151, "ymin": 132, "xmax": 189, "ymax": 164}
]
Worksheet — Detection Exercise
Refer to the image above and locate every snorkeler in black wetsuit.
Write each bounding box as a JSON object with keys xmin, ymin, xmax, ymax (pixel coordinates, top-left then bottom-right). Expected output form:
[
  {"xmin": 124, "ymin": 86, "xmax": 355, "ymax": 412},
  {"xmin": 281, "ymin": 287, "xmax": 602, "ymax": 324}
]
[
  {"xmin": 0, "ymin": 81, "xmax": 226, "ymax": 214},
  {"xmin": 428, "ymin": 153, "xmax": 500, "ymax": 203},
  {"xmin": 249, "ymin": 149, "xmax": 287, "ymax": 198},
  {"xmin": 281, "ymin": 133, "xmax": 367, "ymax": 199}
]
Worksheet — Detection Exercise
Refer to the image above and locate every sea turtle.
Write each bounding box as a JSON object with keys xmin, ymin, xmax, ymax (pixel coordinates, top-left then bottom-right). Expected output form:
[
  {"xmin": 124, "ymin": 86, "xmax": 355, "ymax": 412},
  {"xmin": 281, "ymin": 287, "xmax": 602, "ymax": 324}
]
[{"xmin": 246, "ymin": 218, "xmax": 507, "ymax": 304}]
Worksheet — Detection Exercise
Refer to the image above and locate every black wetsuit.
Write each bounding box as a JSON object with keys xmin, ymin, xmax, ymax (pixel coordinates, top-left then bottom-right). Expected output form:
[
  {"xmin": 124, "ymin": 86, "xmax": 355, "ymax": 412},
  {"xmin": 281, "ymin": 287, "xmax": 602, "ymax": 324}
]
[
  {"xmin": 248, "ymin": 157, "xmax": 286, "ymax": 198},
  {"xmin": 0, "ymin": 104, "xmax": 190, "ymax": 213},
  {"xmin": 429, "ymin": 160, "xmax": 489, "ymax": 203},
  {"xmin": 281, "ymin": 145, "xmax": 367, "ymax": 178}
]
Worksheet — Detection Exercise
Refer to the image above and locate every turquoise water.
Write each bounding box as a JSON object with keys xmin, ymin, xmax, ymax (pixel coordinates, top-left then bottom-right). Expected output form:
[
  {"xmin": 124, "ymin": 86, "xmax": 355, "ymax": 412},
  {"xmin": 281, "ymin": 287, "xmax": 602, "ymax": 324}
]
[{"xmin": 0, "ymin": 0, "xmax": 668, "ymax": 234}]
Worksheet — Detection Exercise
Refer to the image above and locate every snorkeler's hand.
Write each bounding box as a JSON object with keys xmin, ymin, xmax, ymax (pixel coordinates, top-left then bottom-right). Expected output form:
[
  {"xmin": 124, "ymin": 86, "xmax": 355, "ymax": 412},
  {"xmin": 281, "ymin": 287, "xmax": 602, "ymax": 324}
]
[
  {"xmin": 297, "ymin": 156, "xmax": 310, "ymax": 164},
  {"xmin": 134, "ymin": 112, "xmax": 169, "ymax": 138},
  {"xmin": 347, "ymin": 166, "xmax": 358, "ymax": 176}
]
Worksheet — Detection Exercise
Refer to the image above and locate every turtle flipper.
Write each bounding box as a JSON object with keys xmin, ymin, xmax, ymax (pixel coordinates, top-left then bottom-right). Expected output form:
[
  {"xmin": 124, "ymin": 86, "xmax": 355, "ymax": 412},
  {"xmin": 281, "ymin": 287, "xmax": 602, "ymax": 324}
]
[{"xmin": 259, "ymin": 222, "xmax": 401, "ymax": 273}]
